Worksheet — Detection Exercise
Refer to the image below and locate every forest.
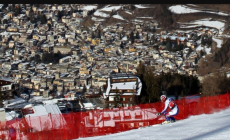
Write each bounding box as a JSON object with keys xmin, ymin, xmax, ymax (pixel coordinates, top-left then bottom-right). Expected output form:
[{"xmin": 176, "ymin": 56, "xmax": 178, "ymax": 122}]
[{"xmin": 135, "ymin": 61, "xmax": 201, "ymax": 103}]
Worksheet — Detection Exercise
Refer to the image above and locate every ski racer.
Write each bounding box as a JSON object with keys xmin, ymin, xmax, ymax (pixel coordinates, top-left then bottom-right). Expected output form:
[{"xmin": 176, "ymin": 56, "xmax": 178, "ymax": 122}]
[{"xmin": 156, "ymin": 95, "xmax": 179, "ymax": 124}]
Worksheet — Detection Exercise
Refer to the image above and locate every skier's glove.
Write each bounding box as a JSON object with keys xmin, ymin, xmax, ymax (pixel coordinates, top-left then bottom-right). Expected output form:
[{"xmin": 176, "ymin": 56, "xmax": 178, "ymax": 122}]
[{"xmin": 156, "ymin": 112, "xmax": 161, "ymax": 116}]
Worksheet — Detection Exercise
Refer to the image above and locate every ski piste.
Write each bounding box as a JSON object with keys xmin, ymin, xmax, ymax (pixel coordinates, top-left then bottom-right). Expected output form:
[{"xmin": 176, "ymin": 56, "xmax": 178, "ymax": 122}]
[
  {"xmin": 138, "ymin": 114, "xmax": 178, "ymax": 129},
  {"xmin": 138, "ymin": 120, "xmax": 177, "ymax": 129}
]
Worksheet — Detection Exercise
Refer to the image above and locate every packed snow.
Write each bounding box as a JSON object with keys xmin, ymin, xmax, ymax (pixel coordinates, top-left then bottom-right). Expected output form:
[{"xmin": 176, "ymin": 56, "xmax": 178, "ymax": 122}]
[
  {"xmin": 179, "ymin": 18, "xmax": 225, "ymax": 35},
  {"xmin": 112, "ymin": 15, "xmax": 125, "ymax": 20},
  {"xmin": 94, "ymin": 10, "xmax": 110, "ymax": 18},
  {"xmin": 169, "ymin": 5, "xmax": 200, "ymax": 14},
  {"xmin": 78, "ymin": 107, "xmax": 230, "ymax": 140},
  {"xmin": 82, "ymin": 5, "xmax": 97, "ymax": 11},
  {"xmin": 136, "ymin": 17, "xmax": 153, "ymax": 19},
  {"xmin": 169, "ymin": 5, "xmax": 229, "ymax": 16},
  {"xmin": 101, "ymin": 6, "xmax": 121, "ymax": 12},
  {"xmin": 204, "ymin": 46, "xmax": 212, "ymax": 54},
  {"xmin": 212, "ymin": 37, "xmax": 223, "ymax": 48},
  {"xmin": 125, "ymin": 11, "xmax": 133, "ymax": 15},
  {"xmin": 91, "ymin": 17, "xmax": 105, "ymax": 22},
  {"xmin": 134, "ymin": 5, "xmax": 149, "ymax": 9}
]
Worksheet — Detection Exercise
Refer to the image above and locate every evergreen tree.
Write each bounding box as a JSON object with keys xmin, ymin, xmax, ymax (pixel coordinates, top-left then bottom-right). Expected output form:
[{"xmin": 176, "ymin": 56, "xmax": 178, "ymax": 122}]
[
  {"xmin": 40, "ymin": 14, "xmax": 47, "ymax": 24},
  {"xmin": 91, "ymin": 31, "xmax": 96, "ymax": 39},
  {"xmin": 113, "ymin": 88, "xmax": 120, "ymax": 108},
  {"xmin": 166, "ymin": 42, "xmax": 172, "ymax": 51},
  {"xmin": 15, "ymin": 5, "xmax": 21, "ymax": 16},
  {"xmin": 82, "ymin": 84, "xmax": 87, "ymax": 94},
  {"xmin": 130, "ymin": 4, "xmax": 136, "ymax": 10},
  {"xmin": 3, "ymin": 19, "xmax": 8, "ymax": 24},
  {"xmin": 130, "ymin": 31, "xmax": 135, "ymax": 44},
  {"xmin": 97, "ymin": 29, "xmax": 101, "ymax": 38},
  {"xmin": 144, "ymin": 67, "xmax": 161, "ymax": 103},
  {"xmin": 136, "ymin": 32, "xmax": 140, "ymax": 39},
  {"xmin": 47, "ymin": 23, "xmax": 52, "ymax": 30}
]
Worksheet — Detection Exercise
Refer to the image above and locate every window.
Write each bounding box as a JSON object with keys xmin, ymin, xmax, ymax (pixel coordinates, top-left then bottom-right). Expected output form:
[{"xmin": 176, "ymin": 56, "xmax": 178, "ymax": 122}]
[
  {"xmin": 115, "ymin": 96, "xmax": 120, "ymax": 101},
  {"xmin": 123, "ymin": 98, "xmax": 125, "ymax": 101},
  {"xmin": 130, "ymin": 97, "xmax": 132, "ymax": 101}
]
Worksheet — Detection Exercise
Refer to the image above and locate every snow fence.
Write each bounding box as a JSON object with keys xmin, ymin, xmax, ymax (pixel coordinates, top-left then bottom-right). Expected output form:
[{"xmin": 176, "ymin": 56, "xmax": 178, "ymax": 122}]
[{"xmin": 1, "ymin": 93, "xmax": 230, "ymax": 140}]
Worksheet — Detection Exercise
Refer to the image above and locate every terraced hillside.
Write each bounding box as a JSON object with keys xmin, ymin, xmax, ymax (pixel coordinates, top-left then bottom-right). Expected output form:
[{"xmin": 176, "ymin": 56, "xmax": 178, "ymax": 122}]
[
  {"xmin": 78, "ymin": 4, "xmax": 230, "ymax": 75},
  {"xmin": 79, "ymin": 4, "xmax": 230, "ymax": 32}
]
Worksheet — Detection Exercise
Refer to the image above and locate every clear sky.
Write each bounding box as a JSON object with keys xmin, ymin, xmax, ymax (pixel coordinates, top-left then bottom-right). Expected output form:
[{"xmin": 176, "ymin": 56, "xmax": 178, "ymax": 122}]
[{"xmin": 78, "ymin": 107, "xmax": 230, "ymax": 140}]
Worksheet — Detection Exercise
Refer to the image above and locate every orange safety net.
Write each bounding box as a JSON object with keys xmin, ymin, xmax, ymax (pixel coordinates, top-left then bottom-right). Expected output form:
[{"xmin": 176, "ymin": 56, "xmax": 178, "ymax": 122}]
[{"xmin": 1, "ymin": 93, "xmax": 230, "ymax": 140}]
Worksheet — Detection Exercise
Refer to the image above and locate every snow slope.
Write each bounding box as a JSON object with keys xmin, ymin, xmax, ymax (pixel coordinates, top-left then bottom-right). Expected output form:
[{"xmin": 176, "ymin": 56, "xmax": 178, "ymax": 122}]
[
  {"xmin": 78, "ymin": 107, "xmax": 230, "ymax": 140},
  {"xmin": 169, "ymin": 5, "xmax": 229, "ymax": 16}
]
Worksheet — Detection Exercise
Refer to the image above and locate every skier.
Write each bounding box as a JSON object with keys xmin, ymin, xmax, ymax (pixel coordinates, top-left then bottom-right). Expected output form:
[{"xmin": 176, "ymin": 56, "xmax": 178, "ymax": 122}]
[{"xmin": 156, "ymin": 95, "xmax": 179, "ymax": 124}]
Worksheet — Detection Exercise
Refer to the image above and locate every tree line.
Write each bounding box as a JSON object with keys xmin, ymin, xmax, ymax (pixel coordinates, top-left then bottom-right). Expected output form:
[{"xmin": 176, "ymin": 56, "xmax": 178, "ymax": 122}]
[
  {"xmin": 135, "ymin": 61, "xmax": 201, "ymax": 103},
  {"xmin": 31, "ymin": 51, "xmax": 71, "ymax": 64}
]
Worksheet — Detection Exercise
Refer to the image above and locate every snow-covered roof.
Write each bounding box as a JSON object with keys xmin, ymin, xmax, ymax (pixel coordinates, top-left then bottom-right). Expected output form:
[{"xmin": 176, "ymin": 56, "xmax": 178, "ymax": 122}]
[
  {"xmin": 0, "ymin": 77, "xmax": 14, "ymax": 83},
  {"xmin": 105, "ymin": 73, "xmax": 142, "ymax": 96},
  {"xmin": 5, "ymin": 111, "xmax": 20, "ymax": 121}
]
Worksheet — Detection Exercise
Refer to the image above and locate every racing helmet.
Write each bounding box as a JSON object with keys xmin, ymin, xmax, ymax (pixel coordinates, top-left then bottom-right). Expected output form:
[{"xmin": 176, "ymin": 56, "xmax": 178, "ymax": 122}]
[{"xmin": 160, "ymin": 95, "xmax": 167, "ymax": 102}]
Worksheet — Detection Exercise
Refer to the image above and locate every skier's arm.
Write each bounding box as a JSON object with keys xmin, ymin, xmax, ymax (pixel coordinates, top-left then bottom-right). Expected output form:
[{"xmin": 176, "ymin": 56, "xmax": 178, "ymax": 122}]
[{"xmin": 160, "ymin": 100, "xmax": 169, "ymax": 114}]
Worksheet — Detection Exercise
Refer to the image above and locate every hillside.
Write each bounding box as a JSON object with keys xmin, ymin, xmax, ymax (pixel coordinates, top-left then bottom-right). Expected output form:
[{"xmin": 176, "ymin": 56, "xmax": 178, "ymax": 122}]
[
  {"xmin": 80, "ymin": 4, "xmax": 230, "ymax": 31},
  {"xmin": 80, "ymin": 4, "xmax": 230, "ymax": 77}
]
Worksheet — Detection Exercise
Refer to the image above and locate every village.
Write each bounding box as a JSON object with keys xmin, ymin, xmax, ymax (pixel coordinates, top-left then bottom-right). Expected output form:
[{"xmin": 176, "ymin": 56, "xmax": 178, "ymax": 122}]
[{"xmin": 0, "ymin": 4, "xmax": 223, "ymax": 122}]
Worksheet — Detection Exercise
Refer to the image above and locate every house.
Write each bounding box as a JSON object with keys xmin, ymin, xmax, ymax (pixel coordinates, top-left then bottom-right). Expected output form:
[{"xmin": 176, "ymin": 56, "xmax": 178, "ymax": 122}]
[
  {"xmin": 7, "ymin": 26, "xmax": 18, "ymax": 32},
  {"xmin": 0, "ymin": 77, "xmax": 15, "ymax": 97},
  {"xmin": 104, "ymin": 73, "xmax": 142, "ymax": 108},
  {"xmin": 53, "ymin": 45, "xmax": 72, "ymax": 54},
  {"xmin": 64, "ymin": 90, "xmax": 77, "ymax": 99},
  {"xmin": 79, "ymin": 64, "xmax": 90, "ymax": 75},
  {"xmin": 0, "ymin": 108, "xmax": 5, "ymax": 123}
]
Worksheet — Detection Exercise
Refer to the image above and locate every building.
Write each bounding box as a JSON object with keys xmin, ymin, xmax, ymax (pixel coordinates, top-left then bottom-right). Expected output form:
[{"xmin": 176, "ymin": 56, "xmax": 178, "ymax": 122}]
[
  {"xmin": 0, "ymin": 77, "xmax": 15, "ymax": 97},
  {"xmin": 104, "ymin": 73, "xmax": 142, "ymax": 108},
  {"xmin": 20, "ymin": 104, "xmax": 65, "ymax": 131},
  {"xmin": 0, "ymin": 108, "xmax": 5, "ymax": 122}
]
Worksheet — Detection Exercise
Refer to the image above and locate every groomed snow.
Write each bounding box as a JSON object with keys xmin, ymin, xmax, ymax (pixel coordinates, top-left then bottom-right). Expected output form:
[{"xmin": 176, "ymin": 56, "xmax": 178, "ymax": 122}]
[{"xmin": 78, "ymin": 107, "xmax": 230, "ymax": 140}]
